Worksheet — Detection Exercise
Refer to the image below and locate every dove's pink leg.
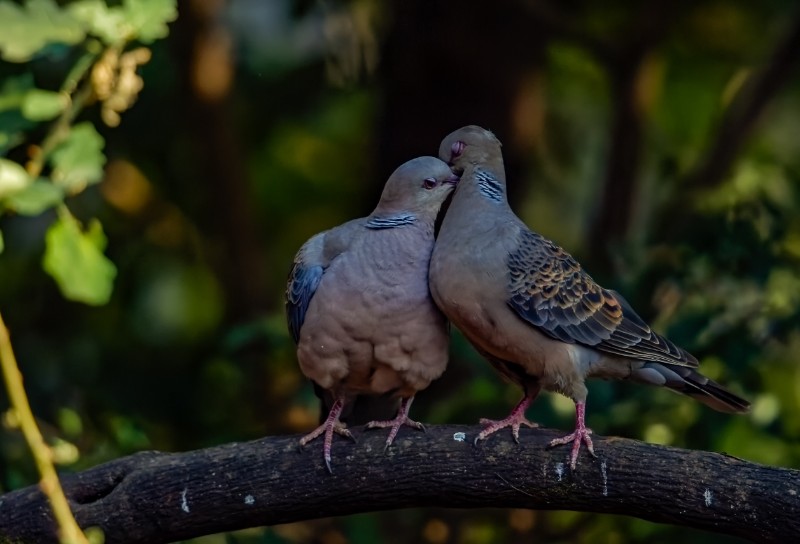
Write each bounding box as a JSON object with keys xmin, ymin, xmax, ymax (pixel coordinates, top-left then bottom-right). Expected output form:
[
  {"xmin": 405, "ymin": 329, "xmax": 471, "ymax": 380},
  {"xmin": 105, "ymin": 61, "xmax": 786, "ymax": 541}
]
[
  {"xmin": 365, "ymin": 397, "xmax": 425, "ymax": 450},
  {"xmin": 549, "ymin": 401, "xmax": 596, "ymax": 469},
  {"xmin": 475, "ymin": 386, "xmax": 540, "ymax": 445},
  {"xmin": 299, "ymin": 396, "xmax": 354, "ymax": 473}
]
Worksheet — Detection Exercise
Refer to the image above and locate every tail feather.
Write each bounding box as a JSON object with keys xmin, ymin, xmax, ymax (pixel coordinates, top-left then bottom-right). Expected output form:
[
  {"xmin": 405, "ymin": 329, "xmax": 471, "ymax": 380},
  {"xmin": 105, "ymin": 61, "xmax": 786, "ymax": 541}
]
[{"xmin": 631, "ymin": 362, "xmax": 750, "ymax": 414}]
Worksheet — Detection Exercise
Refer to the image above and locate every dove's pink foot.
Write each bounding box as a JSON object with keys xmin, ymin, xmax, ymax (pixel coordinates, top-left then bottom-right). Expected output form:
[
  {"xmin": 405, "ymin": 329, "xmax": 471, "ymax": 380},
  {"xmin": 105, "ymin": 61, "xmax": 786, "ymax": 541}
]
[
  {"xmin": 475, "ymin": 391, "xmax": 539, "ymax": 445},
  {"xmin": 549, "ymin": 401, "xmax": 596, "ymax": 469},
  {"xmin": 299, "ymin": 397, "xmax": 354, "ymax": 473},
  {"xmin": 365, "ymin": 397, "xmax": 424, "ymax": 450}
]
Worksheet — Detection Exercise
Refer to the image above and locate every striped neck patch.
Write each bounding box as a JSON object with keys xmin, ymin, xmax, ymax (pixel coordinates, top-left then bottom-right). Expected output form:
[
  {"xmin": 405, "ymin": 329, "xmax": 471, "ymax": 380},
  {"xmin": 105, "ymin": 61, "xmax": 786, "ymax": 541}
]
[
  {"xmin": 476, "ymin": 170, "xmax": 504, "ymax": 202},
  {"xmin": 365, "ymin": 213, "xmax": 417, "ymax": 229}
]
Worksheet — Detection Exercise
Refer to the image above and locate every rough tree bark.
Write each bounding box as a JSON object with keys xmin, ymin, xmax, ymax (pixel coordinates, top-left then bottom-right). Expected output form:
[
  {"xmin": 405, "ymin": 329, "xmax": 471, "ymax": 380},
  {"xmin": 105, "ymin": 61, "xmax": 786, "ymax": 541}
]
[{"xmin": 0, "ymin": 425, "xmax": 797, "ymax": 544}]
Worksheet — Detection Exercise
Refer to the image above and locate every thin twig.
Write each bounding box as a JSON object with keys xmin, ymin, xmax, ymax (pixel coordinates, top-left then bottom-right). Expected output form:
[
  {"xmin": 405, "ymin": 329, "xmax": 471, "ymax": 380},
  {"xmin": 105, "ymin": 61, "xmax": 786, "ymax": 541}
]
[
  {"xmin": 2, "ymin": 38, "xmax": 126, "ymax": 544},
  {"xmin": 0, "ymin": 312, "xmax": 89, "ymax": 544}
]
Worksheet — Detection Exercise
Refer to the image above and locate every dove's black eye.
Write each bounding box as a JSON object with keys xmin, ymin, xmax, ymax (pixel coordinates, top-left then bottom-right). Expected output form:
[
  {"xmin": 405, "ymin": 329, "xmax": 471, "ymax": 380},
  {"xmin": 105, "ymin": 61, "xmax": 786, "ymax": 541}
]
[{"xmin": 422, "ymin": 177, "xmax": 437, "ymax": 190}]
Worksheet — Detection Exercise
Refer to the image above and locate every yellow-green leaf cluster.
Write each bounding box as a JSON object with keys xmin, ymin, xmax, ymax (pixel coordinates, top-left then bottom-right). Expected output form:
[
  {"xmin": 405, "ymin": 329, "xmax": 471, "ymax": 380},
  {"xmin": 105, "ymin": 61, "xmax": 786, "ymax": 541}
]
[
  {"xmin": 0, "ymin": 0, "xmax": 178, "ymax": 62},
  {"xmin": 68, "ymin": 0, "xmax": 178, "ymax": 45},
  {"xmin": 0, "ymin": 0, "xmax": 85, "ymax": 62}
]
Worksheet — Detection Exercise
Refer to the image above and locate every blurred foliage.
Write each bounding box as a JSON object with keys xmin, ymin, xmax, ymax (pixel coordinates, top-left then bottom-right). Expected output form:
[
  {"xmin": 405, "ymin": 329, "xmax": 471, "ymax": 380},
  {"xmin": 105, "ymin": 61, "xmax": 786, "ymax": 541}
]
[
  {"xmin": 1, "ymin": 0, "xmax": 800, "ymax": 543},
  {"xmin": 0, "ymin": 0, "xmax": 177, "ymax": 306}
]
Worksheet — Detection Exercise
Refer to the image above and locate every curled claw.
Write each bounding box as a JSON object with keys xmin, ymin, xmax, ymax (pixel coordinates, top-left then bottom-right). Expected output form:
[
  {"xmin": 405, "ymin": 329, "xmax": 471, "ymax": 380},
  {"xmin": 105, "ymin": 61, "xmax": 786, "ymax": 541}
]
[
  {"xmin": 548, "ymin": 401, "xmax": 595, "ymax": 470},
  {"xmin": 298, "ymin": 397, "xmax": 353, "ymax": 473},
  {"xmin": 473, "ymin": 391, "xmax": 538, "ymax": 445},
  {"xmin": 365, "ymin": 397, "xmax": 425, "ymax": 452}
]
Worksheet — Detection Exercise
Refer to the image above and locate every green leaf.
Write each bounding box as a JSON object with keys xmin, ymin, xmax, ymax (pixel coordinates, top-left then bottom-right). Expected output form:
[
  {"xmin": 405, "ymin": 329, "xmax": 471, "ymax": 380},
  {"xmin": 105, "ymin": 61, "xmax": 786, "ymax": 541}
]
[
  {"xmin": 21, "ymin": 89, "xmax": 68, "ymax": 121},
  {"xmin": 0, "ymin": 158, "xmax": 31, "ymax": 197},
  {"xmin": 0, "ymin": 229, "xmax": 4, "ymax": 254},
  {"xmin": 43, "ymin": 214, "xmax": 116, "ymax": 305},
  {"xmin": 123, "ymin": 0, "xmax": 178, "ymax": 43},
  {"xmin": 68, "ymin": 0, "xmax": 127, "ymax": 44},
  {"xmin": 68, "ymin": 0, "xmax": 177, "ymax": 44},
  {"xmin": 0, "ymin": 0, "xmax": 86, "ymax": 62},
  {"xmin": 4, "ymin": 179, "xmax": 64, "ymax": 215},
  {"xmin": 50, "ymin": 122, "xmax": 106, "ymax": 192}
]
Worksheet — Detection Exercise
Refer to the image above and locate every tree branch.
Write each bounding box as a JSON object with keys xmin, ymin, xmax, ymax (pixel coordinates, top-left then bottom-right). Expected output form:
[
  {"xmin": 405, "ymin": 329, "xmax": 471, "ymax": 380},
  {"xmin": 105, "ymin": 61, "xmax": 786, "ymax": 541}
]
[
  {"xmin": 0, "ymin": 425, "xmax": 797, "ymax": 543},
  {"xmin": 686, "ymin": 7, "xmax": 800, "ymax": 190}
]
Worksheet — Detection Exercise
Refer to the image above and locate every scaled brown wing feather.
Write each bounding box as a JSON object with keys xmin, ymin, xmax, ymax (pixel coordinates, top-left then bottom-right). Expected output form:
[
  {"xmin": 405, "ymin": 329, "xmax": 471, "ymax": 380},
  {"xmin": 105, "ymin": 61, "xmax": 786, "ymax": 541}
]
[{"xmin": 507, "ymin": 230, "xmax": 697, "ymax": 367}]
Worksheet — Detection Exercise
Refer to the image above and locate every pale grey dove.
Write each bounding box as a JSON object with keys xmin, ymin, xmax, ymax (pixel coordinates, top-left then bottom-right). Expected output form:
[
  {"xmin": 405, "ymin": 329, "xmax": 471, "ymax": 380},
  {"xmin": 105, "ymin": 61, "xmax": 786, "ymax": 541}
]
[
  {"xmin": 286, "ymin": 156, "xmax": 458, "ymax": 472},
  {"xmin": 429, "ymin": 125, "xmax": 749, "ymax": 469}
]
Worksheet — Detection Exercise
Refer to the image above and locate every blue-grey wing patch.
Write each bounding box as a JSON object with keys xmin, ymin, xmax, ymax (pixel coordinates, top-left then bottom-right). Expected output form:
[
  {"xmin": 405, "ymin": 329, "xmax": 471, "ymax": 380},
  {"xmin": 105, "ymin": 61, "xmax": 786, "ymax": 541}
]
[
  {"xmin": 507, "ymin": 230, "xmax": 697, "ymax": 367},
  {"xmin": 285, "ymin": 261, "xmax": 324, "ymax": 344}
]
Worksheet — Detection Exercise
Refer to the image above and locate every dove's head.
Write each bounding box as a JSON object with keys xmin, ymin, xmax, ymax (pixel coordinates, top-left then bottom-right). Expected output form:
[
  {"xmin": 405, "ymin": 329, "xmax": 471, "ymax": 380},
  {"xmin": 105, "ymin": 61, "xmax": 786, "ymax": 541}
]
[
  {"xmin": 376, "ymin": 156, "xmax": 459, "ymax": 215},
  {"xmin": 438, "ymin": 125, "xmax": 503, "ymax": 175}
]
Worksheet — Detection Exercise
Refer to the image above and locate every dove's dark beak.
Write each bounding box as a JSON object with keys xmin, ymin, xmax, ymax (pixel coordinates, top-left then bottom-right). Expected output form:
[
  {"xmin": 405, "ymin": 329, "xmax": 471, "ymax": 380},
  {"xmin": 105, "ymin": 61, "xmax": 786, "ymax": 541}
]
[{"xmin": 445, "ymin": 174, "xmax": 460, "ymax": 186}]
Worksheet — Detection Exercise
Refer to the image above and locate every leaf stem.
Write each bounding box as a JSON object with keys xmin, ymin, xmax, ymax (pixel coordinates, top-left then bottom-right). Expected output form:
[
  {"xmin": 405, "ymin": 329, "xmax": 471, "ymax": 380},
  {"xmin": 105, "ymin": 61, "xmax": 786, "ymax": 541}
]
[
  {"xmin": 25, "ymin": 40, "xmax": 122, "ymax": 179},
  {"xmin": 0, "ymin": 311, "xmax": 89, "ymax": 544}
]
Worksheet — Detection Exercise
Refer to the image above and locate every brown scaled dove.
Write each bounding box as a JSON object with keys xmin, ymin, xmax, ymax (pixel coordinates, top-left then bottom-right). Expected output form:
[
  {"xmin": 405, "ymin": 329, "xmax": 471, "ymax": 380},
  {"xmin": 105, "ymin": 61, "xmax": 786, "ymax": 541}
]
[
  {"xmin": 286, "ymin": 156, "xmax": 458, "ymax": 472},
  {"xmin": 429, "ymin": 125, "xmax": 749, "ymax": 469}
]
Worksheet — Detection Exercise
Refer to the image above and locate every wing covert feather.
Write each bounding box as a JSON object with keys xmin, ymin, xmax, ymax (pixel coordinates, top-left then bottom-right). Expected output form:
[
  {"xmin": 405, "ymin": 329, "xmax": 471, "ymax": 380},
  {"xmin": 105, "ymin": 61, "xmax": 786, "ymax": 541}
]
[{"xmin": 507, "ymin": 230, "xmax": 697, "ymax": 367}]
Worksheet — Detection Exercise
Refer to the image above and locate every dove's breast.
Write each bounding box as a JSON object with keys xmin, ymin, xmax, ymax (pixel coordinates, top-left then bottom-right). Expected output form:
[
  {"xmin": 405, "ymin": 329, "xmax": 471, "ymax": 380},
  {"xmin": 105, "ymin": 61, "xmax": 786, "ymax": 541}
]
[{"xmin": 298, "ymin": 225, "xmax": 448, "ymax": 397}]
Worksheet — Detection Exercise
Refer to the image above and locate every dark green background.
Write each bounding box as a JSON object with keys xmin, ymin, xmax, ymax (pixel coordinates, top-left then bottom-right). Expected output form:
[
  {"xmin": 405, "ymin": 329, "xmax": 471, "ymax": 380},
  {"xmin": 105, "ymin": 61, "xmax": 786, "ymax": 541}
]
[{"xmin": 2, "ymin": 1, "xmax": 799, "ymax": 542}]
